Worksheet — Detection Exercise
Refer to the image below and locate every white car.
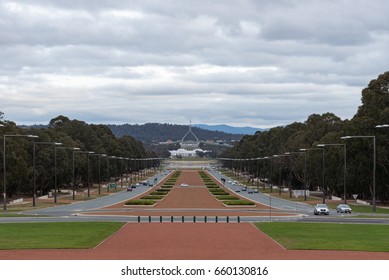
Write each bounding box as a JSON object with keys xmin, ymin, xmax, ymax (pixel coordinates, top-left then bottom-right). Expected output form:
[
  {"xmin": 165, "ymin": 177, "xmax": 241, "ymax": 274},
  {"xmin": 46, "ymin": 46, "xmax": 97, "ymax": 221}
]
[
  {"xmin": 336, "ymin": 204, "xmax": 352, "ymax": 213},
  {"xmin": 180, "ymin": 183, "xmax": 189, "ymax": 187},
  {"xmin": 314, "ymin": 204, "xmax": 330, "ymax": 215}
]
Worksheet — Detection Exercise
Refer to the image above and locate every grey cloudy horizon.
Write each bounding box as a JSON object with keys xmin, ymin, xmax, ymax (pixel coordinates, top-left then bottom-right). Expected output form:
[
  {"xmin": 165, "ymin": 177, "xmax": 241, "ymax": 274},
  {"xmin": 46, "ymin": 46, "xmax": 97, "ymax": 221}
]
[{"xmin": 1, "ymin": 0, "xmax": 388, "ymax": 128}]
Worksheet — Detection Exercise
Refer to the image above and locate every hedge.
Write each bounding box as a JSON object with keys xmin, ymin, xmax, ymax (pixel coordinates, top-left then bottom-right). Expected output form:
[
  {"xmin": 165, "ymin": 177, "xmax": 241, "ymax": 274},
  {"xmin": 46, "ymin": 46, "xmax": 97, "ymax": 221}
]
[
  {"xmin": 215, "ymin": 195, "xmax": 240, "ymax": 200},
  {"xmin": 209, "ymin": 190, "xmax": 229, "ymax": 195},
  {"xmin": 125, "ymin": 200, "xmax": 156, "ymax": 205},
  {"xmin": 140, "ymin": 195, "xmax": 164, "ymax": 200},
  {"xmin": 223, "ymin": 200, "xmax": 255, "ymax": 206}
]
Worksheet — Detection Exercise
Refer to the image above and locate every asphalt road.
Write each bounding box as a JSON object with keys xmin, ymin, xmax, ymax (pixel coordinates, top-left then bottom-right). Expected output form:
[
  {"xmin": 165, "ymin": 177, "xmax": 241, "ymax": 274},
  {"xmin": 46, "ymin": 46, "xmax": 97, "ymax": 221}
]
[
  {"xmin": 21, "ymin": 171, "xmax": 172, "ymax": 217},
  {"xmin": 206, "ymin": 169, "xmax": 314, "ymax": 213}
]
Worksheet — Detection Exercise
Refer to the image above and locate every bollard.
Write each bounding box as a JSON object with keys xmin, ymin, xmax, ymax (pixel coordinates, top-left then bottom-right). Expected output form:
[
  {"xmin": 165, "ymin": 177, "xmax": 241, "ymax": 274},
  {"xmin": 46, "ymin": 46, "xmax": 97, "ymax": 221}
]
[
  {"xmin": 227, "ymin": 216, "xmax": 229, "ymax": 223},
  {"xmin": 215, "ymin": 216, "xmax": 218, "ymax": 223},
  {"xmin": 171, "ymin": 216, "xmax": 174, "ymax": 223},
  {"xmin": 148, "ymin": 216, "xmax": 151, "ymax": 223},
  {"xmin": 138, "ymin": 216, "xmax": 141, "ymax": 223},
  {"xmin": 160, "ymin": 216, "xmax": 162, "ymax": 223},
  {"xmin": 238, "ymin": 216, "xmax": 240, "ymax": 223},
  {"xmin": 182, "ymin": 216, "xmax": 184, "ymax": 223},
  {"xmin": 205, "ymin": 216, "xmax": 207, "ymax": 223},
  {"xmin": 193, "ymin": 216, "xmax": 196, "ymax": 223}
]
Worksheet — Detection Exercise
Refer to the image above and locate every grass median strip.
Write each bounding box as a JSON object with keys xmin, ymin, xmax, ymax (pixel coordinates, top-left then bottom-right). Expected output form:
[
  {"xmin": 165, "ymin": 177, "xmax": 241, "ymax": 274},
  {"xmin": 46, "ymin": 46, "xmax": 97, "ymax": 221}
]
[
  {"xmin": 0, "ymin": 222, "xmax": 124, "ymax": 250},
  {"xmin": 254, "ymin": 222, "xmax": 389, "ymax": 252}
]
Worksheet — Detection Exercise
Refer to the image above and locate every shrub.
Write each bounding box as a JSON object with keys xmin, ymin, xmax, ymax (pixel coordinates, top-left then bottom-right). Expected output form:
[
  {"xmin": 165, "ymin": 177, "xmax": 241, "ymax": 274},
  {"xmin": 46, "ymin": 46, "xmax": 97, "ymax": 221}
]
[
  {"xmin": 209, "ymin": 190, "xmax": 229, "ymax": 195},
  {"xmin": 215, "ymin": 195, "xmax": 239, "ymax": 200},
  {"xmin": 223, "ymin": 200, "xmax": 255, "ymax": 206},
  {"xmin": 151, "ymin": 190, "xmax": 170, "ymax": 195},
  {"xmin": 140, "ymin": 195, "xmax": 164, "ymax": 200},
  {"xmin": 125, "ymin": 200, "xmax": 156, "ymax": 205},
  {"xmin": 206, "ymin": 185, "xmax": 220, "ymax": 189}
]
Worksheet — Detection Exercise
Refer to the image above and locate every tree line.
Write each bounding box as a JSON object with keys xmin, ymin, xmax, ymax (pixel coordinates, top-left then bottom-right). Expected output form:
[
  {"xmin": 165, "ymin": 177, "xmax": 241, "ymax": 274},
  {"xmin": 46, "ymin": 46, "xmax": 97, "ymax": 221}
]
[
  {"xmin": 221, "ymin": 72, "xmax": 389, "ymax": 204},
  {"xmin": 0, "ymin": 115, "xmax": 157, "ymax": 200}
]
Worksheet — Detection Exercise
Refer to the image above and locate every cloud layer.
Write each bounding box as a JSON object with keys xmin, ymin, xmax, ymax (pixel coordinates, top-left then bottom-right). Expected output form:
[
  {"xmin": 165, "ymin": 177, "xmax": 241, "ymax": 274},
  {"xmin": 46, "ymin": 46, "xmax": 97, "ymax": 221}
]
[{"xmin": 1, "ymin": 0, "xmax": 388, "ymax": 128}]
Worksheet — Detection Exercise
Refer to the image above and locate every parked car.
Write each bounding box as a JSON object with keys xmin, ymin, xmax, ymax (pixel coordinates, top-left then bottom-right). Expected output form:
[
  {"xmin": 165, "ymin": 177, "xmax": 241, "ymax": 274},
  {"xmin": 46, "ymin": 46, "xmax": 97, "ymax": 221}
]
[
  {"xmin": 336, "ymin": 204, "xmax": 352, "ymax": 213},
  {"xmin": 235, "ymin": 188, "xmax": 241, "ymax": 192},
  {"xmin": 247, "ymin": 189, "xmax": 253, "ymax": 194},
  {"xmin": 253, "ymin": 189, "xmax": 259, "ymax": 193},
  {"xmin": 314, "ymin": 204, "xmax": 330, "ymax": 215}
]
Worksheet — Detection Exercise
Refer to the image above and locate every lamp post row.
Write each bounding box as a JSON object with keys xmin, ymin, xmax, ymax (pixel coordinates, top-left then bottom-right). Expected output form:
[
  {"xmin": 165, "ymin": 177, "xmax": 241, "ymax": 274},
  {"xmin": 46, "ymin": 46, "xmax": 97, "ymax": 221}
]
[
  {"xmin": 219, "ymin": 123, "xmax": 388, "ymax": 213},
  {"xmin": 0, "ymin": 126, "xmax": 160, "ymax": 210}
]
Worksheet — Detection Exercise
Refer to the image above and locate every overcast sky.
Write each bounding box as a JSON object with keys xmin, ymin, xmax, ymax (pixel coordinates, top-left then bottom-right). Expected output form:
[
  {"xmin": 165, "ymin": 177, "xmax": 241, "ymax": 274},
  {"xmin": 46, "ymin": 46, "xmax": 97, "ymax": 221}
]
[{"xmin": 1, "ymin": 0, "xmax": 388, "ymax": 128}]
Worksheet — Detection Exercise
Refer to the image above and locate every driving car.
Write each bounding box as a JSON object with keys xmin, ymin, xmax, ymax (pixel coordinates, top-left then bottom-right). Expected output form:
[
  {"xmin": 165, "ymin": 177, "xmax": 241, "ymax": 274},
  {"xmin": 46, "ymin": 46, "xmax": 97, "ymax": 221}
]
[
  {"xmin": 314, "ymin": 203, "xmax": 330, "ymax": 215},
  {"xmin": 336, "ymin": 203, "xmax": 352, "ymax": 213},
  {"xmin": 126, "ymin": 186, "xmax": 133, "ymax": 191}
]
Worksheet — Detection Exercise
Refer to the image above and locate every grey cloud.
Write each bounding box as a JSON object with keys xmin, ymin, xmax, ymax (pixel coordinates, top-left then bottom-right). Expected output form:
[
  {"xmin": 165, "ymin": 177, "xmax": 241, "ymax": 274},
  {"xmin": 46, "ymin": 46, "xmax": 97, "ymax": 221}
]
[{"xmin": 0, "ymin": 0, "xmax": 387, "ymax": 128}]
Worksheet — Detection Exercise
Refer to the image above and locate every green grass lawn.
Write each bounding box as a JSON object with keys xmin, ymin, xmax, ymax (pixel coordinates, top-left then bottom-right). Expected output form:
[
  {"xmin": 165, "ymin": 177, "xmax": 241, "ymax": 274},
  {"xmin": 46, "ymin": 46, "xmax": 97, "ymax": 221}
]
[
  {"xmin": 0, "ymin": 222, "xmax": 124, "ymax": 250},
  {"xmin": 255, "ymin": 222, "xmax": 389, "ymax": 252}
]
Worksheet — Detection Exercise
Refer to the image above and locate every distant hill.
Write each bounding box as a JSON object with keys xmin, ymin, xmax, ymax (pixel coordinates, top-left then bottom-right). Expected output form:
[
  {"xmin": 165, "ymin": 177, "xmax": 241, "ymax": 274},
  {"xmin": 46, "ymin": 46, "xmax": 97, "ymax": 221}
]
[
  {"xmin": 107, "ymin": 123, "xmax": 243, "ymax": 143},
  {"xmin": 193, "ymin": 124, "xmax": 265, "ymax": 135}
]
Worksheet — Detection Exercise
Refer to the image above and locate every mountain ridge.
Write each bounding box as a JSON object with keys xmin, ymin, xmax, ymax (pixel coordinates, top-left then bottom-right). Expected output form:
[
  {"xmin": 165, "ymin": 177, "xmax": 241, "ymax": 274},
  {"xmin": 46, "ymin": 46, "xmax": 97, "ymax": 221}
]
[
  {"xmin": 193, "ymin": 124, "xmax": 265, "ymax": 135},
  {"xmin": 107, "ymin": 123, "xmax": 244, "ymax": 143}
]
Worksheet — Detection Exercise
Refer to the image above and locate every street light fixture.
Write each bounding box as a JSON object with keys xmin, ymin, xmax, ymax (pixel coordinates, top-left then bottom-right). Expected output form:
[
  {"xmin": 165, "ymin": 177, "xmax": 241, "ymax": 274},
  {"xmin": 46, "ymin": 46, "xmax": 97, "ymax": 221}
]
[
  {"xmin": 341, "ymin": 135, "xmax": 376, "ymax": 212},
  {"xmin": 54, "ymin": 147, "xmax": 79, "ymax": 203},
  {"xmin": 375, "ymin": 124, "xmax": 389, "ymax": 128},
  {"xmin": 3, "ymin": 134, "xmax": 39, "ymax": 210},
  {"xmin": 317, "ymin": 143, "xmax": 347, "ymax": 203},
  {"xmin": 72, "ymin": 150, "xmax": 94, "ymax": 199},
  {"xmin": 285, "ymin": 151, "xmax": 307, "ymax": 200},
  {"xmin": 32, "ymin": 142, "xmax": 62, "ymax": 207},
  {"xmin": 300, "ymin": 148, "xmax": 325, "ymax": 203},
  {"xmin": 89, "ymin": 153, "xmax": 106, "ymax": 195},
  {"xmin": 106, "ymin": 156, "xmax": 118, "ymax": 192}
]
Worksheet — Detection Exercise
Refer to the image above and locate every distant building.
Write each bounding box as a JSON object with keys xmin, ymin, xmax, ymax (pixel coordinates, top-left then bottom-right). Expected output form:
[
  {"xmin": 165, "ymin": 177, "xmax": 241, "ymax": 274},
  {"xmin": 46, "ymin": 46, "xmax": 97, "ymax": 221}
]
[{"xmin": 169, "ymin": 123, "xmax": 209, "ymax": 158}]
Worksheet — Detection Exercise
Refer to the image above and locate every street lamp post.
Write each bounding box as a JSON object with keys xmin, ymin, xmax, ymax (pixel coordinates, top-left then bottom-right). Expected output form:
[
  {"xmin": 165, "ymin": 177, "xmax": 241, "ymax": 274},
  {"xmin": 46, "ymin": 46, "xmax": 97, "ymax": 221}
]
[
  {"xmin": 3, "ymin": 134, "xmax": 38, "ymax": 210},
  {"xmin": 273, "ymin": 154, "xmax": 292, "ymax": 197},
  {"xmin": 89, "ymin": 154, "xmax": 106, "ymax": 195},
  {"xmin": 117, "ymin": 157, "xmax": 124, "ymax": 188},
  {"xmin": 317, "ymin": 143, "xmax": 347, "ymax": 203},
  {"xmin": 72, "ymin": 150, "xmax": 94, "ymax": 199},
  {"xmin": 285, "ymin": 151, "xmax": 307, "ymax": 200},
  {"xmin": 54, "ymin": 147, "xmax": 79, "ymax": 203},
  {"xmin": 106, "ymin": 156, "xmax": 117, "ymax": 192},
  {"xmin": 300, "ymin": 148, "xmax": 324, "ymax": 203},
  {"xmin": 86, "ymin": 151, "xmax": 94, "ymax": 197},
  {"xmin": 33, "ymin": 142, "xmax": 62, "ymax": 207},
  {"xmin": 341, "ymin": 135, "xmax": 376, "ymax": 212},
  {"xmin": 71, "ymin": 148, "xmax": 83, "ymax": 200}
]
